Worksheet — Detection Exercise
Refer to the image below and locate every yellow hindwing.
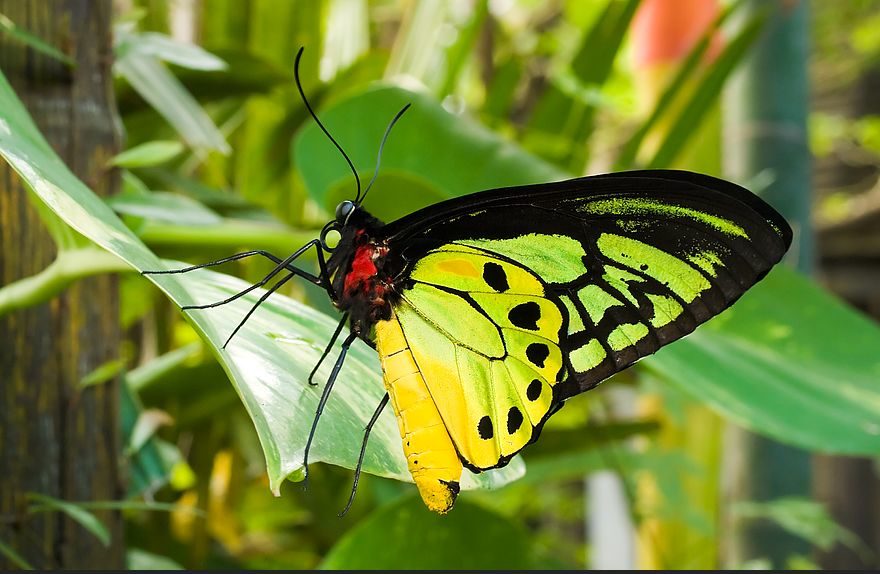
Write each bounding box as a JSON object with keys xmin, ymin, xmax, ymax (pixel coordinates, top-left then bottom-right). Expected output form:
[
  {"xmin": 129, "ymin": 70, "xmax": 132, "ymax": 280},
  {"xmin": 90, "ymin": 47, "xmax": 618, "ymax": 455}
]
[
  {"xmin": 378, "ymin": 245, "xmax": 563, "ymax": 477},
  {"xmin": 375, "ymin": 315, "xmax": 462, "ymax": 513}
]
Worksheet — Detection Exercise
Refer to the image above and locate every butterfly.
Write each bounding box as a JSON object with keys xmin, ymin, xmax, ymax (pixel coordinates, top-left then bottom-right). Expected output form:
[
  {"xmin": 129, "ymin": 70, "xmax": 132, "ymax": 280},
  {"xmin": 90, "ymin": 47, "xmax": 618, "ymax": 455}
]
[{"xmin": 145, "ymin": 48, "xmax": 792, "ymax": 514}]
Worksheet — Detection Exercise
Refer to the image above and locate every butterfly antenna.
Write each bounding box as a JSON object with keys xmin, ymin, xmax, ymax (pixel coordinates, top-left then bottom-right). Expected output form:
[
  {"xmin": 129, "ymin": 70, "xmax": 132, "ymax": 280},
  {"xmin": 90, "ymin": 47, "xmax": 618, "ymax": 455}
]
[
  {"xmin": 357, "ymin": 103, "xmax": 412, "ymax": 207},
  {"xmin": 294, "ymin": 47, "xmax": 362, "ymax": 202}
]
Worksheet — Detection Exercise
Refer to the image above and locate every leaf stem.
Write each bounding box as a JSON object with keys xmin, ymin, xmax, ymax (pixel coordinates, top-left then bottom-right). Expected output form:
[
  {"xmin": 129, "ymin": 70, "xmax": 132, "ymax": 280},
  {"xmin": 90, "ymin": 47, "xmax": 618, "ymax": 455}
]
[
  {"xmin": 0, "ymin": 248, "xmax": 130, "ymax": 316},
  {"xmin": 137, "ymin": 220, "xmax": 319, "ymax": 256}
]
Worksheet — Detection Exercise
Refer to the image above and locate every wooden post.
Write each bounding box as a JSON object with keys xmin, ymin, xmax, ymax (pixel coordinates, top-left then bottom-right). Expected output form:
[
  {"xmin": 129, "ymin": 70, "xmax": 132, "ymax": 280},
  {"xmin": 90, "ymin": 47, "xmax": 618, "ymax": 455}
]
[{"xmin": 0, "ymin": 1, "xmax": 124, "ymax": 569}]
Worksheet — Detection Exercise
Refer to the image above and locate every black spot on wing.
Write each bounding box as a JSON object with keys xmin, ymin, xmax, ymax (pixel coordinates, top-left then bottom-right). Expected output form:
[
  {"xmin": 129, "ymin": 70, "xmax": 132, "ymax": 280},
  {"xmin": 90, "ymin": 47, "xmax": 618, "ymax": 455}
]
[
  {"xmin": 526, "ymin": 343, "xmax": 549, "ymax": 368},
  {"xmin": 507, "ymin": 406, "xmax": 523, "ymax": 434},
  {"xmin": 483, "ymin": 262, "xmax": 509, "ymax": 292},
  {"xmin": 478, "ymin": 415, "xmax": 494, "ymax": 440},
  {"xmin": 508, "ymin": 301, "xmax": 541, "ymax": 330},
  {"xmin": 526, "ymin": 379, "xmax": 542, "ymax": 401}
]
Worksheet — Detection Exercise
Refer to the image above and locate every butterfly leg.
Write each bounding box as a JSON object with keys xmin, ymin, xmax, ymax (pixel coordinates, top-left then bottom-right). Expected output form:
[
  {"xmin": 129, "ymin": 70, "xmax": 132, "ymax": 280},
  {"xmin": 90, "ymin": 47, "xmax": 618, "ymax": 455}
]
[
  {"xmin": 221, "ymin": 271, "xmax": 297, "ymax": 348},
  {"xmin": 302, "ymin": 331, "xmax": 358, "ymax": 487},
  {"xmin": 307, "ymin": 312, "xmax": 350, "ymax": 387},
  {"xmin": 310, "ymin": 238, "xmax": 336, "ymax": 301},
  {"xmin": 141, "ymin": 250, "xmax": 296, "ymax": 275},
  {"xmin": 175, "ymin": 240, "xmax": 323, "ymax": 311},
  {"xmin": 339, "ymin": 392, "xmax": 389, "ymax": 517}
]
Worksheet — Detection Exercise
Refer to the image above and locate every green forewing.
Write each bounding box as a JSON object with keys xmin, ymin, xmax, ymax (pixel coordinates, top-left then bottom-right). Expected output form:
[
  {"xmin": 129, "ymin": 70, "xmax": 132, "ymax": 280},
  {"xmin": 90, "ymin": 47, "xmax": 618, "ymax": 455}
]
[{"xmin": 385, "ymin": 171, "xmax": 791, "ymax": 468}]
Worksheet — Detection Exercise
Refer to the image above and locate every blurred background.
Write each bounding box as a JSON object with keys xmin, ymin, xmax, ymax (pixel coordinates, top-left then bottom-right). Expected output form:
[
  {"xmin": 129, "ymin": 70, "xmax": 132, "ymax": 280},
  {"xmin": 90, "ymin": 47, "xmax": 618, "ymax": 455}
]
[{"xmin": 1, "ymin": 0, "xmax": 880, "ymax": 569}]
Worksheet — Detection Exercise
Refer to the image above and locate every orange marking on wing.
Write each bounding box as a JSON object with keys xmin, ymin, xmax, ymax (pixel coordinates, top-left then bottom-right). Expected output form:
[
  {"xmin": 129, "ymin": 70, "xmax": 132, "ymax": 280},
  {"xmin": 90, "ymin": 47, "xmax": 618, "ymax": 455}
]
[{"xmin": 436, "ymin": 258, "xmax": 478, "ymax": 278}]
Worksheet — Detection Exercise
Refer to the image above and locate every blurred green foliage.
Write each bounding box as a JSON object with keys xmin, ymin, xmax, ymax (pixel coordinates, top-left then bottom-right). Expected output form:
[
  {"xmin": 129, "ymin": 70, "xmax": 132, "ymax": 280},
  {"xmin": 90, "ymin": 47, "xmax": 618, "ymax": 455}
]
[{"xmin": 2, "ymin": 0, "xmax": 880, "ymax": 570}]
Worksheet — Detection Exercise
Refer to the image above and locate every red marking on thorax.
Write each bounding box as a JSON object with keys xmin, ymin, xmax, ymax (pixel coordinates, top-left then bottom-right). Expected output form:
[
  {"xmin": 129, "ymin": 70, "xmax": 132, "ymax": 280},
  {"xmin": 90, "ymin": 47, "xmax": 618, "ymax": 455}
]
[{"xmin": 344, "ymin": 244, "xmax": 378, "ymax": 294}]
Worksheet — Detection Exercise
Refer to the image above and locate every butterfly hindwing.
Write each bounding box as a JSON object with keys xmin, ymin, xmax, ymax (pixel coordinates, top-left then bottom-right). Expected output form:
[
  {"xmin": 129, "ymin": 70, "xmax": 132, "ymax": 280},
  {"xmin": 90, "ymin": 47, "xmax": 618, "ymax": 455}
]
[{"xmin": 395, "ymin": 245, "xmax": 563, "ymax": 470}]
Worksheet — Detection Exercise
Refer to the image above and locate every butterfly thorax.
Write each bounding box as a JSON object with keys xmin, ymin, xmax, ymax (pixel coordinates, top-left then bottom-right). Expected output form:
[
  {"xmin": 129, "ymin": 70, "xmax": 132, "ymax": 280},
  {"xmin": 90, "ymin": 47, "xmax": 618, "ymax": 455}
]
[{"xmin": 329, "ymin": 209, "xmax": 403, "ymax": 335}]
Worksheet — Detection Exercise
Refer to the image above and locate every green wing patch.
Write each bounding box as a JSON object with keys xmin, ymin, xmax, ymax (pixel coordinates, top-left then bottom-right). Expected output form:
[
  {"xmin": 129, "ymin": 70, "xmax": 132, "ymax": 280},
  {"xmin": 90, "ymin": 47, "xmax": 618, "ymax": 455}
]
[{"xmin": 415, "ymin": 189, "xmax": 784, "ymax": 399}]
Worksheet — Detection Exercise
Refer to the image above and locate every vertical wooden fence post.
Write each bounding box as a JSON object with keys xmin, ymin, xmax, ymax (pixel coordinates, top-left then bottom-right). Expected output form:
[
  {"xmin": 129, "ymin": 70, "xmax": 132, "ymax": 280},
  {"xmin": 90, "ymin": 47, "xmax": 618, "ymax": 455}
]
[{"xmin": 0, "ymin": 1, "xmax": 124, "ymax": 569}]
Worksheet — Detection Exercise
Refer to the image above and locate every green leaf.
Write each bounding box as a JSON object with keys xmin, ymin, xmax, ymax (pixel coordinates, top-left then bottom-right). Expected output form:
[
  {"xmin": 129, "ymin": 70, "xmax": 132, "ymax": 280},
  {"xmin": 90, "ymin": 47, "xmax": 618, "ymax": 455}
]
[
  {"xmin": 126, "ymin": 409, "xmax": 174, "ymax": 455},
  {"xmin": 80, "ymin": 358, "xmax": 126, "ymax": 388},
  {"xmin": 121, "ymin": 376, "xmax": 181, "ymax": 496},
  {"xmin": 570, "ymin": 0, "xmax": 641, "ymax": 86},
  {"xmin": 550, "ymin": 0, "xmax": 640, "ymax": 170},
  {"xmin": 613, "ymin": 0, "xmax": 745, "ymax": 170},
  {"xmin": 0, "ymin": 12, "xmax": 74, "ymax": 66},
  {"xmin": 320, "ymin": 495, "xmax": 534, "ymax": 569},
  {"xmin": 116, "ymin": 49, "xmax": 291, "ymax": 114},
  {"xmin": 127, "ymin": 548, "xmax": 184, "ymax": 570},
  {"xmin": 117, "ymin": 31, "xmax": 226, "ymax": 71},
  {"xmin": 647, "ymin": 266, "xmax": 880, "ymax": 455},
  {"xmin": 294, "ymin": 85, "xmax": 566, "ymax": 221},
  {"xmin": 27, "ymin": 493, "xmax": 111, "ymax": 547},
  {"xmin": 438, "ymin": 0, "xmax": 489, "ymax": 95},
  {"xmin": 108, "ymin": 140, "xmax": 184, "ymax": 168},
  {"xmin": 0, "ymin": 248, "xmax": 129, "ymax": 317},
  {"xmin": 114, "ymin": 33, "xmax": 230, "ymax": 154},
  {"xmin": 135, "ymin": 218, "xmax": 314, "ymax": 256},
  {"xmin": 126, "ymin": 342, "xmax": 203, "ymax": 392},
  {"xmin": 735, "ymin": 497, "xmax": 873, "ymax": 560},
  {"xmin": 168, "ymin": 48, "xmax": 290, "ymax": 100},
  {"xmin": 0, "ymin": 537, "xmax": 34, "ymax": 570},
  {"xmin": 646, "ymin": 10, "xmax": 766, "ymax": 168},
  {"xmin": 0, "ymin": 68, "xmax": 522, "ymax": 495},
  {"xmin": 108, "ymin": 191, "xmax": 223, "ymax": 226},
  {"xmin": 70, "ymin": 500, "xmax": 203, "ymax": 516}
]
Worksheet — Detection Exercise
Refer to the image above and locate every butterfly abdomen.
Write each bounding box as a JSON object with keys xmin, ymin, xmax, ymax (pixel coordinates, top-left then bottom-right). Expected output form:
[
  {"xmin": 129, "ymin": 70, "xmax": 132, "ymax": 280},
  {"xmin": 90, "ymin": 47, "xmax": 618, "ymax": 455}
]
[{"xmin": 375, "ymin": 313, "xmax": 463, "ymax": 513}]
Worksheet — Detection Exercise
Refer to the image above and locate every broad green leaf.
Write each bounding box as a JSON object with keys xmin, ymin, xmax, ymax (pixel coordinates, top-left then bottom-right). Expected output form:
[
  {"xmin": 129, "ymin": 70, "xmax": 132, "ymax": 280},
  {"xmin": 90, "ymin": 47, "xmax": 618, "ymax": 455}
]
[
  {"xmin": 108, "ymin": 191, "xmax": 223, "ymax": 226},
  {"xmin": 138, "ymin": 168, "xmax": 255, "ymax": 212},
  {"xmin": 320, "ymin": 496, "xmax": 534, "ymax": 570},
  {"xmin": 0, "ymin": 12, "xmax": 74, "ymax": 66},
  {"xmin": 648, "ymin": 266, "xmax": 880, "ymax": 455},
  {"xmin": 27, "ymin": 493, "xmax": 111, "ymax": 547},
  {"xmin": 0, "ymin": 69, "xmax": 522, "ymax": 495},
  {"xmin": 109, "ymin": 140, "xmax": 184, "ymax": 168},
  {"xmin": 294, "ymin": 84, "xmax": 566, "ymax": 221}
]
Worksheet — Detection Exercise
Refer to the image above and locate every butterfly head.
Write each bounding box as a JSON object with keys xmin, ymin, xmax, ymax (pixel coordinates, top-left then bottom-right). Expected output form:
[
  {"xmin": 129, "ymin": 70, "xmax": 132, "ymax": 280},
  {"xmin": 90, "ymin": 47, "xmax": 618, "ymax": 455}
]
[{"xmin": 335, "ymin": 199, "xmax": 357, "ymax": 226}]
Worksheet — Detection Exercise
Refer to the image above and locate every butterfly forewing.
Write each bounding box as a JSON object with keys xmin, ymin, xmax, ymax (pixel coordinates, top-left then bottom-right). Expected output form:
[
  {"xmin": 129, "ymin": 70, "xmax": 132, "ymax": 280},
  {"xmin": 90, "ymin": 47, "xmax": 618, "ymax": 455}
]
[{"xmin": 374, "ymin": 171, "xmax": 791, "ymax": 470}]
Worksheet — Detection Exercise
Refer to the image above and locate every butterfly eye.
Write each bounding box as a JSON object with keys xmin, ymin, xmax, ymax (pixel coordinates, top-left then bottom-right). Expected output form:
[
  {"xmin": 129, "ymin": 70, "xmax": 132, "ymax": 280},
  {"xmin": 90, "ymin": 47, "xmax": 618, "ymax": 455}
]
[{"xmin": 335, "ymin": 200, "xmax": 356, "ymax": 225}]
